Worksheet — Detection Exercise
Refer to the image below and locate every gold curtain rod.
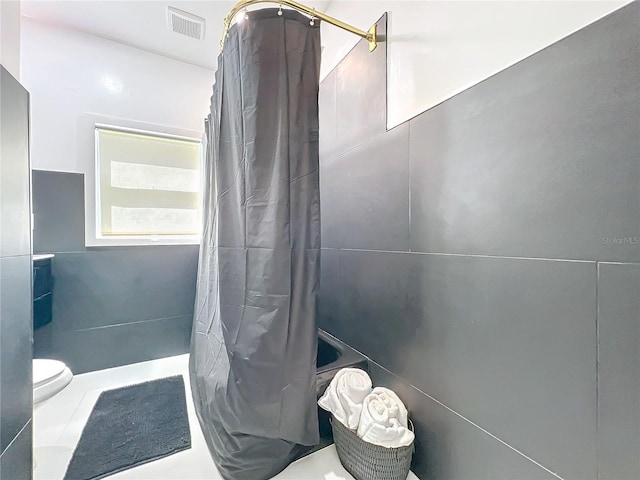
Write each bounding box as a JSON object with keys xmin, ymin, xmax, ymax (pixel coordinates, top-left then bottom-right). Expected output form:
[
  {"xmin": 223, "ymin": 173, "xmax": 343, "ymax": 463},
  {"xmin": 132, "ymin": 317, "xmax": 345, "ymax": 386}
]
[{"xmin": 221, "ymin": 0, "xmax": 377, "ymax": 52}]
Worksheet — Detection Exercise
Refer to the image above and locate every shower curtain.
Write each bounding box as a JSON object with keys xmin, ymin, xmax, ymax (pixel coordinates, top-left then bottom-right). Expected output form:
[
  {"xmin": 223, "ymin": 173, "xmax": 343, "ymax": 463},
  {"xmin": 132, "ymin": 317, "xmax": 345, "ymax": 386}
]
[{"xmin": 189, "ymin": 9, "xmax": 321, "ymax": 480}]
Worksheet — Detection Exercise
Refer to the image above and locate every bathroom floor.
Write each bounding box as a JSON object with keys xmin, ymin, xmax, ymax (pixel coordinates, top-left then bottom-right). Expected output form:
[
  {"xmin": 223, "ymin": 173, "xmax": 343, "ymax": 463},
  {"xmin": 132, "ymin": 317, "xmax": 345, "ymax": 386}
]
[{"xmin": 34, "ymin": 354, "xmax": 419, "ymax": 480}]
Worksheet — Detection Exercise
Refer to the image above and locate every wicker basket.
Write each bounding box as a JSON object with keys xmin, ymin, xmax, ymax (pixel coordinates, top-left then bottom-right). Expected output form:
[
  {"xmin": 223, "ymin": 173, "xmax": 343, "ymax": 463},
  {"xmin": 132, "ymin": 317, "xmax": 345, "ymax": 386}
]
[{"xmin": 331, "ymin": 415, "xmax": 414, "ymax": 480}]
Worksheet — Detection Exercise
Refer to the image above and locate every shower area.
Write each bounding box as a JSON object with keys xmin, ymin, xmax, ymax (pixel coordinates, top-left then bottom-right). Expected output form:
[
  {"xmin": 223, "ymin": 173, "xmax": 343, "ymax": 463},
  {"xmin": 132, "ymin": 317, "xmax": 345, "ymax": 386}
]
[
  {"xmin": 188, "ymin": 4, "xmax": 375, "ymax": 478},
  {"xmin": 190, "ymin": 11, "xmax": 323, "ymax": 476}
]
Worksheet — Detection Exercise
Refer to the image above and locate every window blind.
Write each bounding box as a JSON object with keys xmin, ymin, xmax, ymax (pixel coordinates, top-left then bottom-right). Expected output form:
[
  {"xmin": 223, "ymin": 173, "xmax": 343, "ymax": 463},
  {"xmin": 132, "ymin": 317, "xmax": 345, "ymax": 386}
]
[{"xmin": 96, "ymin": 127, "xmax": 202, "ymax": 236}]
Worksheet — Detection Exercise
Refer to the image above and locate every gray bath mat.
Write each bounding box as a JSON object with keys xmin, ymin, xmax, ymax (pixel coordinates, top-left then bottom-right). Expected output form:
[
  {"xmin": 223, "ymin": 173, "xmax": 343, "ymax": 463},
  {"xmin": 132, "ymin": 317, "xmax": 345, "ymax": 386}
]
[{"xmin": 63, "ymin": 375, "xmax": 191, "ymax": 480}]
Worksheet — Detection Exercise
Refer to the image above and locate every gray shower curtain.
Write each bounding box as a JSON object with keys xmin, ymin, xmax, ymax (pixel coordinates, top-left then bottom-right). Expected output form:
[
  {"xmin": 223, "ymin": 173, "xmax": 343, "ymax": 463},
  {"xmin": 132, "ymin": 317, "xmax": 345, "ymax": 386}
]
[{"xmin": 189, "ymin": 9, "xmax": 321, "ymax": 480}]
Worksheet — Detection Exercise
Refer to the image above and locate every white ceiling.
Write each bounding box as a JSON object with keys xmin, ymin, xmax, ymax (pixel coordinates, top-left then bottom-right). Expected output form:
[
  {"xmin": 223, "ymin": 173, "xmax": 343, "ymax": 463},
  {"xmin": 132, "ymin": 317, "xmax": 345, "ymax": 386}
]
[{"xmin": 22, "ymin": 0, "xmax": 333, "ymax": 70}]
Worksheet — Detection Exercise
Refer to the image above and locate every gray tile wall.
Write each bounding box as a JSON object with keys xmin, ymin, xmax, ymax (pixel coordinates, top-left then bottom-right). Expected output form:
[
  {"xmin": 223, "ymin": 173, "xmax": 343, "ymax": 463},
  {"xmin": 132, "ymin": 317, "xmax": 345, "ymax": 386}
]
[
  {"xmin": 0, "ymin": 66, "xmax": 33, "ymax": 479},
  {"xmin": 34, "ymin": 245, "xmax": 199, "ymax": 374},
  {"xmin": 32, "ymin": 170, "xmax": 85, "ymax": 254},
  {"xmin": 597, "ymin": 263, "xmax": 640, "ymax": 479},
  {"xmin": 318, "ymin": 5, "xmax": 639, "ymax": 480},
  {"xmin": 31, "ymin": 169, "xmax": 199, "ymax": 374},
  {"xmin": 0, "ymin": 421, "xmax": 32, "ymax": 480}
]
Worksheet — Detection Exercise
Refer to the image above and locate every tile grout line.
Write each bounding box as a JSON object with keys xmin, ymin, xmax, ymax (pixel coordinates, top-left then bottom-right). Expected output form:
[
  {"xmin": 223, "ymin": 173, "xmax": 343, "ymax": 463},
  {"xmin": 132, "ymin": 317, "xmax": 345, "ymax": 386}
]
[
  {"xmin": 594, "ymin": 261, "xmax": 640, "ymax": 266},
  {"xmin": 0, "ymin": 252, "xmax": 32, "ymax": 260},
  {"xmin": 368, "ymin": 360, "xmax": 565, "ymax": 480},
  {"xmin": 56, "ymin": 390, "xmax": 93, "ymax": 444},
  {"xmin": 323, "ymin": 247, "xmax": 598, "ymax": 264},
  {"xmin": 595, "ymin": 261, "xmax": 600, "ymax": 480},
  {"xmin": 407, "ymin": 122, "xmax": 412, "ymax": 253},
  {"xmin": 73, "ymin": 314, "xmax": 191, "ymax": 332},
  {"xmin": 0, "ymin": 419, "xmax": 31, "ymax": 458},
  {"xmin": 411, "ymin": 383, "xmax": 565, "ymax": 480}
]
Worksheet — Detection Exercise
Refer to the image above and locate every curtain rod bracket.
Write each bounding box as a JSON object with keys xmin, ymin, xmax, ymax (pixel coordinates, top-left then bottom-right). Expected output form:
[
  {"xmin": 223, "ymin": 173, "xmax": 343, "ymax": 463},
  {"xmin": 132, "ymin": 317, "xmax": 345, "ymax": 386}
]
[
  {"xmin": 220, "ymin": 0, "xmax": 377, "ymax": 52},
  {"xmin": 367, "ymin": 24, "xmax": 377, "ymax": 52}
]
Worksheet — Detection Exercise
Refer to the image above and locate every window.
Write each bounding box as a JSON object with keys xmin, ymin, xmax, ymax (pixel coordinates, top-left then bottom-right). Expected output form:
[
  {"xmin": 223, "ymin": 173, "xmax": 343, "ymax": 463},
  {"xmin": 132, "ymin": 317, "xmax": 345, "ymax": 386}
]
[{"xmin": 95, "ymin": 126, "xmax": 202, "ymax": 240}]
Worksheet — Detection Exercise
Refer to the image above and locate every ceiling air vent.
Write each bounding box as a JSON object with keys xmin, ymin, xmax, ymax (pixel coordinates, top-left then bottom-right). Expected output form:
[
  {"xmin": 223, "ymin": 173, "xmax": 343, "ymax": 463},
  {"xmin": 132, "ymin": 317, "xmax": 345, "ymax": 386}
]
[{"xmin": 167, "ymin": 7, "xmax": 205, "ymax": 41}]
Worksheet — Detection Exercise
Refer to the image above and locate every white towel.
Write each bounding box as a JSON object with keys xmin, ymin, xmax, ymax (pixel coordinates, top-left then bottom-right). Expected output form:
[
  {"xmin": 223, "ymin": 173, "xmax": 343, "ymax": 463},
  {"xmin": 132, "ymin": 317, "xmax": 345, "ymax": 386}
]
[
  {"xmin": 318, "ymin": 368, "xmax": 372, "ymax": 429},
  {"xmin": 356, "ymin": 387, "xmax": 415, "ymax": 448}
]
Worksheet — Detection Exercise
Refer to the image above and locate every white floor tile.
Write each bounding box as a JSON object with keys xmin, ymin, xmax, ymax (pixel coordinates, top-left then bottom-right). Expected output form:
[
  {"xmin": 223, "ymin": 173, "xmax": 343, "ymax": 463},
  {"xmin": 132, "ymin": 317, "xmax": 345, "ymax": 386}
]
[
  {"xmin": 33, "ymin": 355, "xmax": 418, "ymax": 480},
  {"xmin": 273, "ymin": 445, "xmax": 354, "ymax": 480}
]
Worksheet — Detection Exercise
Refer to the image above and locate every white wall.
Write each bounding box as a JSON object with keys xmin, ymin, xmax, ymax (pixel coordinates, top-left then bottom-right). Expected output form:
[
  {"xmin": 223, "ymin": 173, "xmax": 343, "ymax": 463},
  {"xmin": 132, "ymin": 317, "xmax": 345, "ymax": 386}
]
[
  {"xmin": 20, "ymin": 17, "xmax": 214, "ymax": 245},
  {"xmin": 320, "ymin": 0, "xmax": 631, "ymax": 128},
  {"xmin": 1, "ymin": 0, "xmax": 21, "ymax": 78}
]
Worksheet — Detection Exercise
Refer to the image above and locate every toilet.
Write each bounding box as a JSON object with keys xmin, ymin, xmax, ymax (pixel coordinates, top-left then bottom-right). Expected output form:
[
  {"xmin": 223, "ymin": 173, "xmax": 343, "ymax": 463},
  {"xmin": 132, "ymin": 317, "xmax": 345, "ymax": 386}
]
[{"xmin": 33, "ymin": 359, "xmax": 73, "ymax": 405}]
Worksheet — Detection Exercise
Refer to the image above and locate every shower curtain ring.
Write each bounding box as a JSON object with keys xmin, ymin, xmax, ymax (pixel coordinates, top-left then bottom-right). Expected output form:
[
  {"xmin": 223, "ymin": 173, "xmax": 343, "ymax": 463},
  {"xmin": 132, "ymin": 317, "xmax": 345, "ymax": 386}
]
[
  {"xmin": 278, "ymin": 4, "xmax": 283, "ymax": 16},
  {"xmin": 309, "ymin": 7, "xmax": 315, "ymax": 25}
]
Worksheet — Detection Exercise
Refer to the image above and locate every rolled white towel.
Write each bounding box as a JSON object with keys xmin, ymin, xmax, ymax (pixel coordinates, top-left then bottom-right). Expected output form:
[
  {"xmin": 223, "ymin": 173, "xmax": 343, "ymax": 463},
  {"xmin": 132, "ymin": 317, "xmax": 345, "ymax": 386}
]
[
  {"xmin": 318, "ymin": 368, "xmax": 372, "ymax": 429},
  {"xmin": 356, "ymin": 387, "xmax": 415, "ymax": 448}
]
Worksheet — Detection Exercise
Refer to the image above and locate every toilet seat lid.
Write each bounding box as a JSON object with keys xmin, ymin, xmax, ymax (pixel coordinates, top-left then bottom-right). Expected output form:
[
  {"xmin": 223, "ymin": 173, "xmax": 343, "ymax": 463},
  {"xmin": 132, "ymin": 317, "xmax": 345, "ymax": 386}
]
[{"xmin": 33, "ymin": 359, "xmax": 67, "ymax": 388}]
